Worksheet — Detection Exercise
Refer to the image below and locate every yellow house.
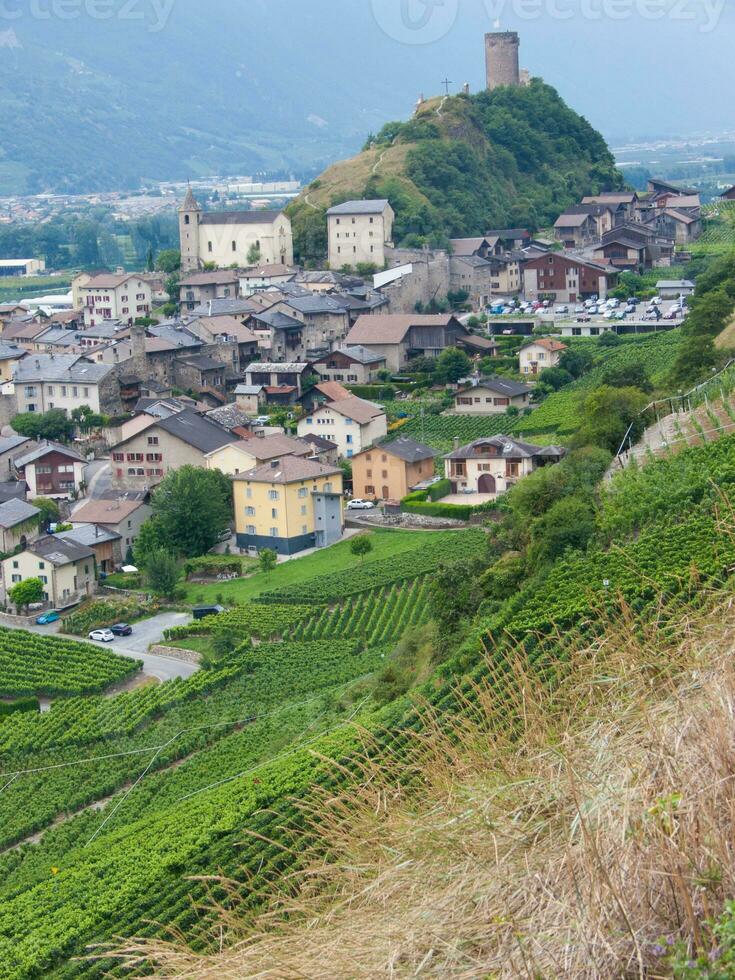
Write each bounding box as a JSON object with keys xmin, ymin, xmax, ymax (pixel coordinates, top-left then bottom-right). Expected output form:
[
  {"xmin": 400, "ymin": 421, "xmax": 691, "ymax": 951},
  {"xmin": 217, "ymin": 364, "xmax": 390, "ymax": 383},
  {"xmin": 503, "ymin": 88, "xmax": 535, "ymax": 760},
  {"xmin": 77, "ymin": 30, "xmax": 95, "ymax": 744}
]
[
  {"xmin": 205, "ymin": 434, "xmax": 312, "ymax": 476},
  {"xmin": 3, "ymin": 535, "xmax": 96, "ymax": 608},
  {"xmin": 0, "ymin": 341, "xmax": 26, "ymax": 381},
  {"xmin": 233, "ymin": 456, "xmax": 344, "ymax": 556}
]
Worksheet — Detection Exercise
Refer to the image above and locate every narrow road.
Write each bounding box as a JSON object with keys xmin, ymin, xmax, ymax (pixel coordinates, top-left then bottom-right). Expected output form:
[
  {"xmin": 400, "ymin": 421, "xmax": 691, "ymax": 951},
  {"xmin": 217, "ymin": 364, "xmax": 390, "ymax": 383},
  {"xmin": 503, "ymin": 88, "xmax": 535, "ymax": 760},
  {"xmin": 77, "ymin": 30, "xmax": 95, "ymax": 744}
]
[{"xmin": 30, "ymin": 612, "xmax": 197, "ymax": 682}]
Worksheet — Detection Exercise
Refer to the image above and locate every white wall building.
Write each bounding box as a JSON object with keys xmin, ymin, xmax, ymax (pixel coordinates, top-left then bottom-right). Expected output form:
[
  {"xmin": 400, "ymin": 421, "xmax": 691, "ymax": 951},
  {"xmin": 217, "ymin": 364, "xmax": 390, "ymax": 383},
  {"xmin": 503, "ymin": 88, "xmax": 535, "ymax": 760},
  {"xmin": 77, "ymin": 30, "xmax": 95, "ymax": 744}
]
[
  {"xmin": 297, "ymin": 396, "xmax": 387, "ymax": 459},
  {"xmin": 327, "ymin": 199, "xmax": 394, "ymax": 271}
]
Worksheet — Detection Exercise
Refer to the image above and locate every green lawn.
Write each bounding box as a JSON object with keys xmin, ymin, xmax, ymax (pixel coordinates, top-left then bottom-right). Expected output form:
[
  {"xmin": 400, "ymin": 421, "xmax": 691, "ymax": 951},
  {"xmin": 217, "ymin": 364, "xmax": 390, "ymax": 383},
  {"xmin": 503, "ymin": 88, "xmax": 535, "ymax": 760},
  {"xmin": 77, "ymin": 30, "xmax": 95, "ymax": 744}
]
[{"xmin": 184, "ymin": 529, "xmax": 447, "ymax": 605}]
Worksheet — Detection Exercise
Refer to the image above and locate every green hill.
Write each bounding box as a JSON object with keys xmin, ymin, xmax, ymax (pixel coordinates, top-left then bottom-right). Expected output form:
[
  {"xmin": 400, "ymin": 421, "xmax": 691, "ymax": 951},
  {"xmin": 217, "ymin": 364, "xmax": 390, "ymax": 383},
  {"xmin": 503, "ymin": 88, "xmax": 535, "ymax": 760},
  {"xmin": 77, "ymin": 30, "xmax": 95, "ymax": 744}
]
[{"xmin": 288, "ymin": 80, "xmax": 622, "ymax": 263}]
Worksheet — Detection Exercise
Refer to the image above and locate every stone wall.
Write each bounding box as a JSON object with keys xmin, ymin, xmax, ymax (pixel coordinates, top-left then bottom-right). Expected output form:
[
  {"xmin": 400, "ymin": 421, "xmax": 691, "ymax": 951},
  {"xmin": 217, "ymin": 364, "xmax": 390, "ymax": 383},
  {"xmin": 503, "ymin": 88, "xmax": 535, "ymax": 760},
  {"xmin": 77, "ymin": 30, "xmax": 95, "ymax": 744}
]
[
  {"xmin": 0, "ymin": 610, "xmax": 42, "ymax": 628},
  {"xmin": 381, "ymin": 247, "xmax": 450, "ymax": 313},
  {"xmin": 149, "ymin": 643, "xmax": 201, "ymax": 665}
]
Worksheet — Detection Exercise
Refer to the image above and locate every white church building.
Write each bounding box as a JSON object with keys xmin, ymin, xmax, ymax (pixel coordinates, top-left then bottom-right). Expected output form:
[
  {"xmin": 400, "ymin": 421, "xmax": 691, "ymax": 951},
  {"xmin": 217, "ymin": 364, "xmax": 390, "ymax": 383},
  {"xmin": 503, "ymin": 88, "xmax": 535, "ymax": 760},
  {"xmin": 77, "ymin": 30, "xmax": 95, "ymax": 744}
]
[{"xmin": 179, "ymin": 187, "xmax": 294, "ymax": 272}]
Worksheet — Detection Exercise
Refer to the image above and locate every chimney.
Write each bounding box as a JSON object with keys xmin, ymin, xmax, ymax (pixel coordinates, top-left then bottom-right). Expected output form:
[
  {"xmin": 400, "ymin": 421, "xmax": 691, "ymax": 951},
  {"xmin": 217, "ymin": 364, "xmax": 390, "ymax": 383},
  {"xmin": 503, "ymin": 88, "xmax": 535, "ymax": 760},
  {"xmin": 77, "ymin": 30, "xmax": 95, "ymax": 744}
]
[
  {"xmin": 270, "ymin": 458, "xmax": 280, "ymax": 468},
  {"xmin": 453, "ymin": 437, "xmax": 460, "ymax": 451}
]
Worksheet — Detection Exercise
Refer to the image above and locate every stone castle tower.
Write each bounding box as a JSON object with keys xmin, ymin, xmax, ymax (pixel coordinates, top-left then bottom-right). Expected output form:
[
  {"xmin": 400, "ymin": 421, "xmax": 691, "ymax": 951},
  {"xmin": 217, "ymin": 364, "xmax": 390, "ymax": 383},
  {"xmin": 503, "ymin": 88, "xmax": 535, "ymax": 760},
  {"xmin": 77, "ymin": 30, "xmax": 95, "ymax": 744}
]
[
  {"xmin": 179, "ymin": 186, "xmax": 202, "ymax": 273},
  {"xmin": 485, "ymin": 31, "xmax": 520, "ymax": 90}
]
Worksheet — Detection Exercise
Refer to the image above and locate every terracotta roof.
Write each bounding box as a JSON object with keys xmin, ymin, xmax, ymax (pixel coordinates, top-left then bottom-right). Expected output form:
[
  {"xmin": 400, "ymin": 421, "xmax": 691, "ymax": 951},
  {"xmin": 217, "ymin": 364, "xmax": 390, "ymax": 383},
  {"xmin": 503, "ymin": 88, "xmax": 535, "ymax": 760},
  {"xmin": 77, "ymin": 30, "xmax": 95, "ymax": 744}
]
[
  {"xmin": 521, "ymin": 338, "xmax": 567, "ymax": 354},
  {"xmin": 314, "ymin": 381, "xmax": 351, "ymax": 401},
  {"xmin": 233, "ymin": 455, "xmax": 342, "ymax": 485}
]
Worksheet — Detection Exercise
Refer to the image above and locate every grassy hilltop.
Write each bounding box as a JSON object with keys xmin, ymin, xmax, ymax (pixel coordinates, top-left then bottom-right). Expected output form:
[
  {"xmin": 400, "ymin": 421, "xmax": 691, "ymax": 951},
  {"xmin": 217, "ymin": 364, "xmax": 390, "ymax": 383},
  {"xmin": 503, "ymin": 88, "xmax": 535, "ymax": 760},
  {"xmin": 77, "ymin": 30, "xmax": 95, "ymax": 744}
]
[{"xmin": 288, "ymin": 80, "xmax": 623, "ymax": 263}]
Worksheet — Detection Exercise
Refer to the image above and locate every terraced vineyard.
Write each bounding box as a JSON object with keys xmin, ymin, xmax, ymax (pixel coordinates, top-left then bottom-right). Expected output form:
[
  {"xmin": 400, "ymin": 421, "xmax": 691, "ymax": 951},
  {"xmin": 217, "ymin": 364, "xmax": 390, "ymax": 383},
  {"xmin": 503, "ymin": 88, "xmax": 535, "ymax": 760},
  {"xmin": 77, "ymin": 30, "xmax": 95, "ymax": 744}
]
[
  {"xmin": 395, "ymin": 412, "xmax": 514, "ymax": 453},
  {"xmin": 0, "ymin": 628, "xmax": 141, "ymax": 698},
  {"xmin": 693, "ymin": 201, "xmax": 735, "ymax": 255},
  {"xmin": 293, "ymin": 577, "xmax": 432, "ymax": 646}
]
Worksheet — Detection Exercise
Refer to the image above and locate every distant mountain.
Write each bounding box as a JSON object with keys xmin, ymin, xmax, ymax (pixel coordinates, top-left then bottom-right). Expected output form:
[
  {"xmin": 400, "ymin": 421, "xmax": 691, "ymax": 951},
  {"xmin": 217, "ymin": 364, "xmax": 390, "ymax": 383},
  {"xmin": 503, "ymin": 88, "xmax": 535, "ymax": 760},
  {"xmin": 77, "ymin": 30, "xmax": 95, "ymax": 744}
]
[
  {"xmin": 0, "ymin": 0, "xmax": 406, "ymax": 195},
  {"xmin": 287, "ymin": 81, "xmax": 622, "ymax": 262}
]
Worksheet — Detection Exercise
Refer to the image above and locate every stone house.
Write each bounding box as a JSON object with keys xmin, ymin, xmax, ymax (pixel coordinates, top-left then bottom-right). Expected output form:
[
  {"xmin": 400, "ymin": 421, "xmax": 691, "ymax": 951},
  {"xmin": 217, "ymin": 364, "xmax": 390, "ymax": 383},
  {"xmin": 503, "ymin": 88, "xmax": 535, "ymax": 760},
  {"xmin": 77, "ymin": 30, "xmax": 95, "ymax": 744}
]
[
  {"xmin": 12, "ymin": 354, "xmax": 121, "ymax": 415},
  {"xmin": 344, "ymin": 314, "xmax": 469, "ymax": 373},
  {"xmin": 0, "ymin": 498, "xmax": 40, "ymax": 554},
  {"xmin": 179, "ymin": 271, "xmax": 240, "ymax": 311},
  {"xmin": 311, "ymin": 346, "xmax": 388, "ymax": 385}
]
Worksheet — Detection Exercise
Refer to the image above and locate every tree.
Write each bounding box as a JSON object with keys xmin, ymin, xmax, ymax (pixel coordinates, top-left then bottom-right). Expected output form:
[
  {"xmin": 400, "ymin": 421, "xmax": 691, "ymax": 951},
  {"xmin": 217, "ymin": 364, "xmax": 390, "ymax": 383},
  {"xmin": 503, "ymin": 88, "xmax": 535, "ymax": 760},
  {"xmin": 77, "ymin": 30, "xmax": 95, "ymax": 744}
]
[
  {"xmin": 538, "ymin": 366, "xmax": 573, "ymax": 391},
  {"xmin": 132, "ymin": 518, "xmax": 166, "ymax": 568},
  {"xmin": 155, "ymin": 249, "xmax": 181, "ymax": 274},
  {"xmin": 601, "ymin": 362, "xmax": 653, "ymax": 393},
  {"xmin": 143, "ymin": 467, "xmax": 233, "ymax": 560},
  {"xmin": 572, "ymin": 385, "xmax": 649, "ymax": 454},
  {"xmin": 258, "ymin": 548, "xmax": 277, "ymax": 578},
  {"xmin": 146, "ymin": 246, "xmax": 154, "ymax": 272},
  {"xmin": 433, "ymin": 348, "xmax": 472, "ymax": 385},
  {"xmin": 246, "ymin": 243, "xmax": 262, "ymax": 265},
  {"xmin": 12, "ymin": 409, "xmax": 75, "ymax": 443},
  {"xmin": 145, "ymin": 549, "xmax": 179, "ymax": 599},
  {"xmin": 350, "ymin": 536, "xmax": 373, "ymax": 562},
  {"xmin": 32, "ymin": 497, "xmax": 60, "ymax": 532},
  {"xmin": 9, "ymin": 578, "xmax": 44, "ymax": 613},
  {"xmin": 530, "ymin": 494, "xmax": 596, "ymax": 562},
  {"xmin": 558, "ymin": 347, "xmax": 594, "ymax": 380}
]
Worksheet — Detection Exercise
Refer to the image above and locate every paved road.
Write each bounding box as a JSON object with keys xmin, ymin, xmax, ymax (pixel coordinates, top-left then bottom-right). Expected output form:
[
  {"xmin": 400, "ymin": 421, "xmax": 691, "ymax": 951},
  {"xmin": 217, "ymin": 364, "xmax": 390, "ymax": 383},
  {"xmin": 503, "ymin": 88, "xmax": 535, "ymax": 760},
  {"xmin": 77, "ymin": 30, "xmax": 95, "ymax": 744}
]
[
  {"xmin": 82, "ymin": 459, "xmax": 112, "ymax": 500},
  {"xmin": 31, "ymin": 611, "xmax": 197, "ymax": 682}
]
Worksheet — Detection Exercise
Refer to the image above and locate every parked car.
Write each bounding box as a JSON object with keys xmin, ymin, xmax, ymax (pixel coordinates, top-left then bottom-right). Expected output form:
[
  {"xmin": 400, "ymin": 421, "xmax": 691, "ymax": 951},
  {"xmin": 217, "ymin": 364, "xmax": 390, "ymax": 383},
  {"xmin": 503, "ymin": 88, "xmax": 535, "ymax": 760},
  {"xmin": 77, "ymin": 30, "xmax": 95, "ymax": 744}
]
[
  {"xmin": 346, "ymin": 499, "xmax": 376, "ymax": 511},
  {"xmin": 627, "ymin": 297, "xmax": 639, "ymax": 305},
  {"xmin": 587, "ymin": 305, "xmax": 599, "ymax": 315},
  {"xmin": 217, "ymin": 528, "xmax": 233, "ymax": 542},
  {"xmin": 193, "ymin": 604, "xmax": 224, "ymax": 621},
  {"xmin": 574, "ymin": 305, "xmax": 585, "ymax": 314},
  {"xmin": 651, "ymin": 296, "xmax": 662, "ymax": 306},
  {"xmin": 576, "ymin": 314, "xmax": 591, "ymax": 323},
  {"xmin": 645, "ymin": 309, "xmax": 662, "ymax": 321},
  {"xmin": 36, "ymin": 611, "xmax": 60, "ymax": 625},
  {"xmin": 253, "ymin": 416, "xmax": 271, "ymax": 426},
  {"xmin": 110, "ymin": 623, "xmax": 133, "ymax": 637},
  {"xmin": 663, "ymin": 308, "xmax": 679, "ymax": 320},
  {"xmin": 89, "ymin": 629, "xmax": 115, "ymax": 643},
  {"xmin": 555, "ymin": 305, "xmax": 569, "ymax": 314}
]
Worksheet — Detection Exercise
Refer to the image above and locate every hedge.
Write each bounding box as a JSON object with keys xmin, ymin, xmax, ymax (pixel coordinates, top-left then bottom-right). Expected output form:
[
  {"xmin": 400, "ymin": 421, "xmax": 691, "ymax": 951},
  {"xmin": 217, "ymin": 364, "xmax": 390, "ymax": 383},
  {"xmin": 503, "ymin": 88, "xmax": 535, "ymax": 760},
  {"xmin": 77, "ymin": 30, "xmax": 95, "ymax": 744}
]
[
  {"xmin": 347, "ymin": 384, "xmax": 396, "ymax": 401},
  {"xmin": 427, "ymin": 479, "xmax": 451, "ymax": 501},
  {"xmin": 402, "ymin": 498, "xmax": 473, "ymax": 521}
]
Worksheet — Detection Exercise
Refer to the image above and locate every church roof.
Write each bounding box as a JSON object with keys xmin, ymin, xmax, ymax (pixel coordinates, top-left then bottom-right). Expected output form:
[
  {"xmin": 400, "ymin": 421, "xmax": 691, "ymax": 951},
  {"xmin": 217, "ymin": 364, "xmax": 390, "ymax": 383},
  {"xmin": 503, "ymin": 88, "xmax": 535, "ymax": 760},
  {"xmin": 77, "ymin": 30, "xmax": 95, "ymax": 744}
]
[{"xmin": 199, "ymin": 210, "xmax": 283, "ymax": 226}]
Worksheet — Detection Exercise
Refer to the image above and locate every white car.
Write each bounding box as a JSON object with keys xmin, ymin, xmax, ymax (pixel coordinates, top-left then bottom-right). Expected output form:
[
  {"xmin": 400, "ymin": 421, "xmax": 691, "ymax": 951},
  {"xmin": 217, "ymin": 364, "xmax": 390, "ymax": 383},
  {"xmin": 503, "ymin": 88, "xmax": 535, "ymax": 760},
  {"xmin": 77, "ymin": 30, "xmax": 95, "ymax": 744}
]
[
  {"xmin": 346, "ymin": 499, "xmax": 376, "ymax": 511},
  {"xmin": 253, "ymin": 416, "xmax": 270, "ymax": 426},
  {"xmin": 89, "ymin": 629, "xmax": 115, "ymax": 643}
]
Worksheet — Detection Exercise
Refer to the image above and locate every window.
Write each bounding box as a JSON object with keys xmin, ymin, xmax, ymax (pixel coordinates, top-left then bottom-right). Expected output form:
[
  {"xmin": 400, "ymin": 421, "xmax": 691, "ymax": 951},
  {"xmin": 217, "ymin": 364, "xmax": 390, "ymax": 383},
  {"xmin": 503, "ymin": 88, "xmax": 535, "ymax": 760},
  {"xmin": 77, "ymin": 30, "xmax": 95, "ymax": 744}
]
[
  {"xmin": 297, "ymin": 487, "xmax": 308, "ymax": 498},
  {"xmin": 61, "ymin": 386, "xmax": 67, "ymax": 397},
  {"xmin": 11, "ymin": 574, "xmax": 20, "ymax": 584},
  {"xmin": 47, "ymin": 386, "xmax": 54, "ymax": 396},
  {"xmin": 184, "ymin": 214, "xmax": 190, "ymax": 225},
  {"xmin": 366, "ymin": 469, "xmax": 372, "ymax": 478},
  {"xmin": 306, "ymin": 418, "xmax": 313, "ymax": 424},
  {"xmin": 346, "ymin": 434, "xmax": 353, "ymax": 444},
  {"xmin": 245, "ymin": 506, "xmax": 255, "ymax": 516},
  {"xmin": 382, "ymin": 470, "xmax": 388, "ymax": 479},
  {"xmin": 38, "ymin": 562, "xmax": 45, "ymax": 570},
  {"xmin": 83, "ymin": 388, "xmax": 89, "ymax": 398},
  {"xmin": 24, "ymin": 386, "xmax": 36, "ymax": 398},
  {"xmin": 113, "ymin": 453, "xmax": 124, "ymax": 462},
  {"xmin": 301, "ymin": 505, "xmax": 307, "ymax": 516},
  {"xmin": 268, "ymin": 490, "xmax": 279, "ymax": 500},
  {"xmin": 246, "ymin": 524, "xmax": 256, "ymax": 535},
  {"xmin": 208, "ymin": 241, "xmax": 213, "ymax": 253},
  {"xmin": 271, "ymin": 508, "xmax": 278, "ymax": 519},
  {"xmin": 269, "ymin": 527, "xmax": 278, "ymax": 537},
  {"xmin": 232, "ymin": 241, "xmax": 237, "ymax": 252},
  {"xmin": 246, "ymin": 487, "xmax": 252, "ymax": 499},
  {"xmin": 302, "ymin": 526, "xmax": 308, "ymax": 534},
  {"xmin": 148, "ymin": 436, "xmax": 159, "ymax": 446}
]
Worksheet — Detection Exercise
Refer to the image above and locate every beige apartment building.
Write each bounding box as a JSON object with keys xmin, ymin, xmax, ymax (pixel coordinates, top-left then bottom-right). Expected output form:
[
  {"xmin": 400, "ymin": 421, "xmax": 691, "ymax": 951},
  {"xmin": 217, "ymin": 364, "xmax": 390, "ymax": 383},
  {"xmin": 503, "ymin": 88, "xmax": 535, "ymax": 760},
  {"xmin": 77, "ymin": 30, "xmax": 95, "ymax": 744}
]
[
  {"xmin": 3, "ymin": 535, "xmax": 96, "ymax": 608},
  {"xmin": 327, "ymin": 199, "xmax": 394, "ymax": 271},
  {"xmin": 297, "ymin": 396, "xmax": 387, "ymax": 459},
  {"xmin": 76, "ymin": 273, "xmax": 152, "ymax": 327}
]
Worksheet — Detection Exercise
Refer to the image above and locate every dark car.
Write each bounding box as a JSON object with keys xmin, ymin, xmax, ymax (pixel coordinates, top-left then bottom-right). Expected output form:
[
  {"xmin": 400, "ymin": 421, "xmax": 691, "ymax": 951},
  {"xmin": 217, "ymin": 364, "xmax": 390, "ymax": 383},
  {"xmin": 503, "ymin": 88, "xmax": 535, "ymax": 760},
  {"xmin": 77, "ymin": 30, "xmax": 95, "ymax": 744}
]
[
  {"xmin": 110, "ymin": 623, "xmax": 133, "ymax": 637},
  {"xmin": 193, "ymin": 604, "xmax": 225, "ymax": 621}
]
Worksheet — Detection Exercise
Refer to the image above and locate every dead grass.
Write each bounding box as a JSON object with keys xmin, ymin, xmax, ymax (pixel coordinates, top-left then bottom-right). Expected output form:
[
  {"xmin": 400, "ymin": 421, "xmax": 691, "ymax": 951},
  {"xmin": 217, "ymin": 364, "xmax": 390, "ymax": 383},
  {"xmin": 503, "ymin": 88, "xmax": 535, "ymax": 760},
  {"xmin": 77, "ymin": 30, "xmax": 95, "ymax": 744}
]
[
  {"xmin": 715, "ymin": 311, "xmax": 735, "ymax": 350},
  {"xmin": 108, "ymin": 594, "xmax": 735, "ymax": 978}
]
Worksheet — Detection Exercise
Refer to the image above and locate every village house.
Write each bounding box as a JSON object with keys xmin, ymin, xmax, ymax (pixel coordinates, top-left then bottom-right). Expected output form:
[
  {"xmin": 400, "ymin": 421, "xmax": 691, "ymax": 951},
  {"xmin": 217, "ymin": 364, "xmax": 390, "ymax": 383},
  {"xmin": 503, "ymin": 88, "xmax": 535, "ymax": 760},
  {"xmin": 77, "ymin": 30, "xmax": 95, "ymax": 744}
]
[
  {"xmin": 184, "ymin": 315, "xmax": 260, "ymax": 368},
  {"xmin": 179, "ymin": 188, "xmax": 294, "ymax": 272},
  {"xmin": 449, "ymin": 255, "xmax": 500, "ymax": 308},
  {"xmin": 553, "ymin": 211, "xmax": 598, "ymax": 248},
  {"xmin": 327, "ymin": 199, "xmax": 395, "ymax": 271},
  {"xmin": 234, "ymin": 384, "xmax": 266, "ymax": 414},
  {"xmin": 55, "ymin": 523, "xmax": 121, "ymax": 576},
  {"xmin": 0, "ymin": 498, "xmax": 40, "ymax": 555},
  {"xmin": 179, "ymin": 271, "xmax": 240, "ymax": 311},
  {"xmin": 204, "ymin": 433, "xmax": 313, "ymax": 477},
  {"xmin": 71, "ymin": 495, "xmax": 152, "ymax": 561},
  {"xmin": 76, "ymin": 273, "xmax": 152, "ymax": 327},
  {"xmin": 13, "ymin": 442, "xmax": 87, "ymax": 499},
  {"xmin": 232, "ymin": 455, "xmax": 344, "ymax": 556},
  {"xmin": 581, "ymin": 192, "xmax": 638, "ymax": 222},
  {"xmin": 110, "ymin": 408, "xmax": 232, "ymax": 491},
  {"xmin": 344, "ymin": 314, "xmax": 468, "ymax": 373},
  {"xmin": 449, "ymin": 237, "xmax": 503, "ymax": 259},
  {"xmin": 444, "ymin": 435, "xmax": 566, "ymax": 498},
  {"xmin": 351, "ymin": 436, "xmax": 438, "ymax": 501},
  {"xmin": 720, "ymin": 185, "xmax": 735, "ymax": 201},
  {"xmin": 239, "ymin": 264, "xmax": 296, "ymax": 296},
  {"xmin": 3, "ymin": 534, "xmax": 96, "ymax": 608},
  {"xmin": 0, "ymin": 435, "xmax": 36, "ymax": 480},
  {"xmin": 253, "ymin": 292, "xmax": 352, "ymax": 361},
  {"xmin": 453, "ymin": 377, "xmax": 532, "ymax": 414},
  {"xmin": 656, "ymin": 279, "xmax": 696, "ymax": 300},
  {"xmin": 0, "ymin": 342, "xmax": 26, "ymax": 381},
  {"xmin": 243, "ymin": 362, "xmax": 312, "ymax": 403},
  {"xmin": 299, "ymin": 433, "xmax": 339, "ymax": 465},
  {"xmin": 523, "ymin": 254, "xmax": 616, "ymax": 303},
  {"xmin": 12, "ymin": 354, "xmax": 121, "ymax": 415},
  {"xmin": 311, "ymin": 346, "xmax": 388, "ymax": 385},
  {"xmin": 297, "ymin": 395, "xmax": 387, "ymax": 459},
  {"xmin": 486, "ymin": 228, "xmax": 532, "ymax": 250},
  {"xmin": 519, "ymin": 337, "xmax": 567, "ymax": 376}
]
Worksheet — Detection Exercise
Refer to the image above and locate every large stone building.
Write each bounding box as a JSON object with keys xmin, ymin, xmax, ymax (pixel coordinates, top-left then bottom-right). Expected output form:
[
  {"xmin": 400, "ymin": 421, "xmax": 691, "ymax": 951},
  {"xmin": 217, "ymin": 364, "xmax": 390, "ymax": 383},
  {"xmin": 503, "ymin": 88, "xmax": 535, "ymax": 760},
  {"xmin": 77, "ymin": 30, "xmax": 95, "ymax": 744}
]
[
  {"xmin": 179, "ymin": 188, "xmax": 294, "ymax": 273},
  {"xmin": 327, "ymin": 200, "xmax": 394, "ymax": 271}
]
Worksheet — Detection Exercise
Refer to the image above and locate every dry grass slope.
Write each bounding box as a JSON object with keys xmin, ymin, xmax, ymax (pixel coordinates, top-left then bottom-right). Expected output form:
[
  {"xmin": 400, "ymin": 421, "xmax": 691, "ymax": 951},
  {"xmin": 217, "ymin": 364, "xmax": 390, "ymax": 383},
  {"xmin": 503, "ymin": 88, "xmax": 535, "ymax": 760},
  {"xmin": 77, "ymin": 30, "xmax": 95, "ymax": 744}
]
[{"xmin": 111, "ymin": 588, "xmax": 735, "ymax": 978}]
